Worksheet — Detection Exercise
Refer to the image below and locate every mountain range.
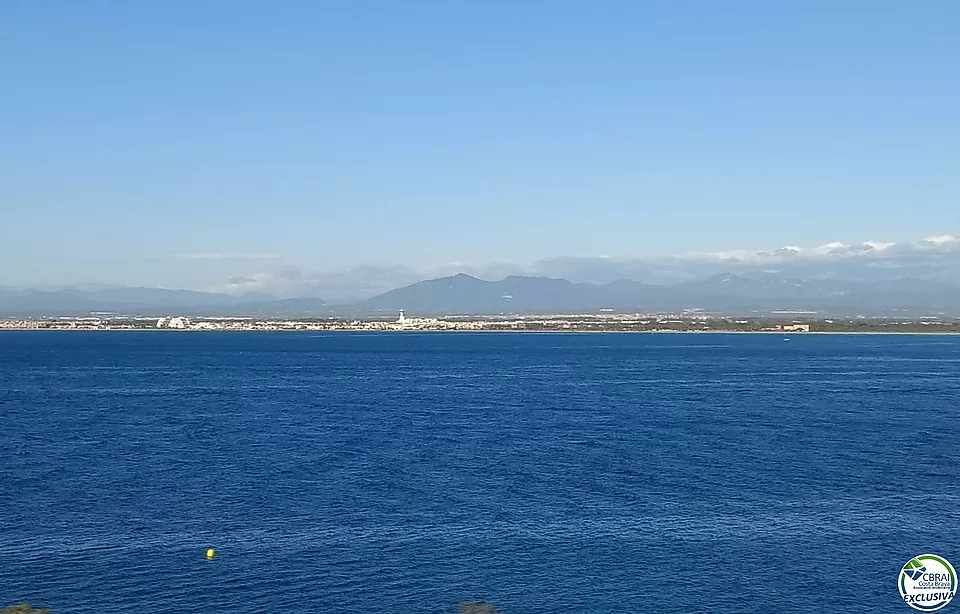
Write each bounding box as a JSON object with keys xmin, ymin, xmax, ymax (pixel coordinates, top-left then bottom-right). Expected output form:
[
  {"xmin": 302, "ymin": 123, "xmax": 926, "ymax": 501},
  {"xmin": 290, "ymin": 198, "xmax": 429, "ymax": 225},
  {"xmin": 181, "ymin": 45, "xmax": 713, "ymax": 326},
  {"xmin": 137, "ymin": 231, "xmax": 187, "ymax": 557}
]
[{"xmin": 4, "ymin": 272, "xmax": 960, "ymax": 318}]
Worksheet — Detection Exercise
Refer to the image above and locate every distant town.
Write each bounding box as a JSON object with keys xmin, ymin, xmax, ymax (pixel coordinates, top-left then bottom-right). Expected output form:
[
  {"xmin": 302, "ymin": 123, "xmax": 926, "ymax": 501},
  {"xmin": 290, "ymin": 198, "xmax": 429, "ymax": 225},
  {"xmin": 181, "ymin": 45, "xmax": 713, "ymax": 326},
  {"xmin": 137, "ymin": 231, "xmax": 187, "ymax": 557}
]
[{"xmin": 2, "ymin": 310, "xmax": 960, "ymax": 334}]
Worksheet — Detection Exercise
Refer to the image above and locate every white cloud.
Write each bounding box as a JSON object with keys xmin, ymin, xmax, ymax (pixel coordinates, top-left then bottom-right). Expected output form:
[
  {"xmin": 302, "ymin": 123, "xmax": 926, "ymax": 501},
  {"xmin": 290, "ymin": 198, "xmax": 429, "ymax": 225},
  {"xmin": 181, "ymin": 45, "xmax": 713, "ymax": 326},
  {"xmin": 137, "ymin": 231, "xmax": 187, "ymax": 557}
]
[
  {"xmin": 679, "ymin": 235, "xmax": 960, "ymax": 265},
  {"xmin": 922, "ymin": 235, "xmax": 958, "ymax": 246}
]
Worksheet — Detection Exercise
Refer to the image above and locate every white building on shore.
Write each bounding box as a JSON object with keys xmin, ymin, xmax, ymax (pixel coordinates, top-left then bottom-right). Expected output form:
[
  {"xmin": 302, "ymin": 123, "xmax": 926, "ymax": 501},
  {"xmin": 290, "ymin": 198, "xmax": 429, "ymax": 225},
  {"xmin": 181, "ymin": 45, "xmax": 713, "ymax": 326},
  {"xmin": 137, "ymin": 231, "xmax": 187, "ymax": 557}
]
[{"xmin": 156, "ymin": 316, "xmax": 188, "ymax": 329}]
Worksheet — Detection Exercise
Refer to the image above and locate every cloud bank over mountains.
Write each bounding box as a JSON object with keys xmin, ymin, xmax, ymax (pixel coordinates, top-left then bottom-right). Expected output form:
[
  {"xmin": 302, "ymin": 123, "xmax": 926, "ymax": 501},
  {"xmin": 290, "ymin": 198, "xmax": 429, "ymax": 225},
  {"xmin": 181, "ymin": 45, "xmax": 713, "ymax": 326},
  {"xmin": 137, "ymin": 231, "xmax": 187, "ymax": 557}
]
[
  {"xmin": 213, "ymin": 235, "xmax": 960, "ymax": 300},
  {"xmin": 215, "ymin": 265, "xmax": 425, "ymax": 302},
  {"xmin": 3, "ymin": 235, "xmax": 960, "ymax": 317},
  {"xmin": 684, "ymin": 234, "xmax": 957, "ymax": 265}
]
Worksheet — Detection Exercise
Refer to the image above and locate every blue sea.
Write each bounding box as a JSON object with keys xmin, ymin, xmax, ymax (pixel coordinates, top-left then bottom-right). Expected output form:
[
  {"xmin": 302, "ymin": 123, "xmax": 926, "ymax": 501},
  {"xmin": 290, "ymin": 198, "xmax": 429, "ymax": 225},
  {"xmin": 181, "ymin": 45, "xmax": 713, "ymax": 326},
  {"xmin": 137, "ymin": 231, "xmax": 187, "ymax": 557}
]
[{"xmin": 1, "ymin": 332, "xmax": 958, "ymax": 613}]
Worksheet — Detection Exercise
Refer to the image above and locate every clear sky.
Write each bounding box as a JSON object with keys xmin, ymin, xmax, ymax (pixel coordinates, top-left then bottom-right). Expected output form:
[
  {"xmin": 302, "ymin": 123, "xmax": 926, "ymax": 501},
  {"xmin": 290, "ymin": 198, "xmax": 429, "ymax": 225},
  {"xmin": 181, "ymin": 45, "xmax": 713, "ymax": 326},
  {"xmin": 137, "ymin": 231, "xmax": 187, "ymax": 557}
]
[{"xmin": 2, "ymin": 1, "xmax": 958, "ymax": 289}]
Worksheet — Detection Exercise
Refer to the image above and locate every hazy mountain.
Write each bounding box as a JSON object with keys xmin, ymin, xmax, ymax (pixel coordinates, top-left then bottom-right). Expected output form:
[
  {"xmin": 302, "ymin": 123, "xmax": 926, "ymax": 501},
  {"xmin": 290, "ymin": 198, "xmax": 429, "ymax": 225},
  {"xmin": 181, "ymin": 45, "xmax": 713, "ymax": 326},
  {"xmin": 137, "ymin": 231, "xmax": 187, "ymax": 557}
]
[
  {"xmin": 353, "ymin": 274, "xmax": 682, "ymax": 315},
  {"xmin": 208, "ymin": 297, "xmax": 330, "ymax": 316},
  {"xmin": 357, "ymin": 274, "xmax": 611, "ymax": 314},
  {"xmin": 4, "ymin": 270, "xmax": 960, "ymax": 317},
  {"xmin": 353, "ymin": 273, "xmax": 960, "ymax": 316},
  {"xmin": 0, "ymin": 287, "xmax": 275, "ymax": 317},
  {"xmin": 132, "ymin": 235, "xmax": 955, "ymax": 302}
]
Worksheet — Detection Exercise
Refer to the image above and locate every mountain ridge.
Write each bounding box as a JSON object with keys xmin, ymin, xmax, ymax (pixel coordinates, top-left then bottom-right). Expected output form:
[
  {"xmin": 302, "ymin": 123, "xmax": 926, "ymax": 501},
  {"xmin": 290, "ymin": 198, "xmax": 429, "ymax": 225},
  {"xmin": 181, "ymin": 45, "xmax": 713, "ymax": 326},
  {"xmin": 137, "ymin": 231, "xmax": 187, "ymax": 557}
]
[{"xmin": 3, "ymin": 273, "xmax": 960, "ymax": 317}]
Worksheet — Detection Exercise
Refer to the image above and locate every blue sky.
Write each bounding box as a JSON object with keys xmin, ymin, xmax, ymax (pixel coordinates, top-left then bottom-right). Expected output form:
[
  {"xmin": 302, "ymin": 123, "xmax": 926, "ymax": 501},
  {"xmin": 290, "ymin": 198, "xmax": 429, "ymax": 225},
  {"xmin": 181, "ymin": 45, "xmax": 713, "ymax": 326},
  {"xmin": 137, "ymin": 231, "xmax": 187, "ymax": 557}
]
[{"xmin": 2, "ymin": 1, "xmax": 958, "ymax": 289}]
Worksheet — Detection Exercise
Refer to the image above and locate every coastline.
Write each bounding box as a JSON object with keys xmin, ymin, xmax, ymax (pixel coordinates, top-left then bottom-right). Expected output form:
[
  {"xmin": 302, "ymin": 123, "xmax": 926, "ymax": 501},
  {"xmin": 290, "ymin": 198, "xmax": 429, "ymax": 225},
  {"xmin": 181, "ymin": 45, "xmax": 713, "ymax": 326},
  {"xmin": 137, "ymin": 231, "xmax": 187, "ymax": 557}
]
[{"xmin": 2, "ymin": 327, "xmax": 959, "ymax": 335}]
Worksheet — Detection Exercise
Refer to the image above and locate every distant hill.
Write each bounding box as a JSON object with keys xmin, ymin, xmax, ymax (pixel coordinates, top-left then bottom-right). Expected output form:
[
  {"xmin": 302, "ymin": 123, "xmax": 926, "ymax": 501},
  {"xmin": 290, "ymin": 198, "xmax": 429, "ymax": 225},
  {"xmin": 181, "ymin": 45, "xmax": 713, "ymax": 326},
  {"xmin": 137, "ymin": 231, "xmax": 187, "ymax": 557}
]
[
  {"xmin": 0, "ymin": 287, "xmax": 301, "ymax": 317},
  {"xmin": 212, "ymin": 297, "xmax": 331, "ymax": 316},
  {"xmin": 353, "ymin": 272, "xmax": 960, "ymax": 316},
  {"xmin": 3, "ymin": 272, "xmax": 960, "ymax": 317},
  {"xmin": 356, "ymin": 273, "xmax": 631, "ymax": 314},
  {"xmin": 352, "ymin": 273, "xmax": 686, "ymax": 315}
]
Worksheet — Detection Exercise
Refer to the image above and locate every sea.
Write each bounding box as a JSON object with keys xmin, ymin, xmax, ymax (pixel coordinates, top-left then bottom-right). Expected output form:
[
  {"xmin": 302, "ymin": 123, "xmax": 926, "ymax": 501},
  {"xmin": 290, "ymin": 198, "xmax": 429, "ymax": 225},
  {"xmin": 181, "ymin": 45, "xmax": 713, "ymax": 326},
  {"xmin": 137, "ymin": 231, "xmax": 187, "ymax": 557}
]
[{"xmin": 1, "ymin": 331, "xmax": 958, "ymax": 613}]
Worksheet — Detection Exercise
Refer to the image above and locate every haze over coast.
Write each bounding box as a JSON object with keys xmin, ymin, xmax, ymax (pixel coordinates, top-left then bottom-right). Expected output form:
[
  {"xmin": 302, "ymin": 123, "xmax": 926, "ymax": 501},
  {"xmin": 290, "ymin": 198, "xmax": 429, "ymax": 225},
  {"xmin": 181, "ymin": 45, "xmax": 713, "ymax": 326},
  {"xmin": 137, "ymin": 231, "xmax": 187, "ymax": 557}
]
[{"xmin": 3, "ymin": 235, "xmax": 960, "ymax": 317}]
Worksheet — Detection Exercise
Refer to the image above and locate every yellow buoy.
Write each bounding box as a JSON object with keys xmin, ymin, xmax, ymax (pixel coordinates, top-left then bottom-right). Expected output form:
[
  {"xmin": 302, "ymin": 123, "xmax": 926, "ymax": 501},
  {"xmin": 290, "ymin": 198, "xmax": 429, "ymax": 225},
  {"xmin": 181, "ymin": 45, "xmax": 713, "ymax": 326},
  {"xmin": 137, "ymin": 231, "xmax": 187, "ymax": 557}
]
[{"xmin": 206, "ymin": 548, "xmax": 216, "ymax": 559}]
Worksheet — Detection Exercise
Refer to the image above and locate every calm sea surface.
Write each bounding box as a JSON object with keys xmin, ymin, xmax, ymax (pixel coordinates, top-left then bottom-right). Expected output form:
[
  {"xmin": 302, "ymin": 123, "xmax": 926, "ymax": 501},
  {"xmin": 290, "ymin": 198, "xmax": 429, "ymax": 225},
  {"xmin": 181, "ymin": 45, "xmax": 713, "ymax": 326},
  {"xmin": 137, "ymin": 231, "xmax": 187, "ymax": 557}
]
[{"xmin": 1, "ymin": 332, "xmax": 958, "ymax": 613}]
